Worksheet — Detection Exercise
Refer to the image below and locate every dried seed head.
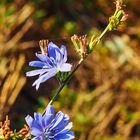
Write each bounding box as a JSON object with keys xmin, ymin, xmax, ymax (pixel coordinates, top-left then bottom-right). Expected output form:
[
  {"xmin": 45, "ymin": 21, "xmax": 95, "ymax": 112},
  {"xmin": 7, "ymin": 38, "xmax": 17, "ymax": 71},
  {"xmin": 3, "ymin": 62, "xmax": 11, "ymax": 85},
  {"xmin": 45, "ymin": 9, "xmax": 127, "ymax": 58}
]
[
  {"xmin": 39, "ymin": 40, "xmax": 49, "ymax": 55},
  {"xmin": 71, "ymin": 34, "xmax": 88, "ymax": 58},
  {"xmin": 18, "ymin": 125, "xmax": 30, "ymax": 138},
  {"xmin": 0, "ymin": 116, "xmax": 12, "ymax": 140},
  {"xmin": 114, "ymin": 0, "xmax": 125, "ymax": 10}
]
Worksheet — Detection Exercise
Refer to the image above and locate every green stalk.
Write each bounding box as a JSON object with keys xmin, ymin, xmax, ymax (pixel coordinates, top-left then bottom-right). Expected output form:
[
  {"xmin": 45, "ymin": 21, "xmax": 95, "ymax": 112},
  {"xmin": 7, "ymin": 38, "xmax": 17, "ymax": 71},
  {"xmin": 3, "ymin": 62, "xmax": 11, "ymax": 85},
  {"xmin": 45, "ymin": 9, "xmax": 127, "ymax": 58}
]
[
  {"xmin": 49, "ymin": 59, "xmax": 83, "ymax": 105},
  {"xmin": 98, "ymin": 25, "xmax": 110, "ymax": 40},
  {"xmin": 42, "ymin": 4, "xmax": 120, "ymax": 114},
  {"xmin": 42, "ymin": 59, "xmax": 84, "ymax": 114}
]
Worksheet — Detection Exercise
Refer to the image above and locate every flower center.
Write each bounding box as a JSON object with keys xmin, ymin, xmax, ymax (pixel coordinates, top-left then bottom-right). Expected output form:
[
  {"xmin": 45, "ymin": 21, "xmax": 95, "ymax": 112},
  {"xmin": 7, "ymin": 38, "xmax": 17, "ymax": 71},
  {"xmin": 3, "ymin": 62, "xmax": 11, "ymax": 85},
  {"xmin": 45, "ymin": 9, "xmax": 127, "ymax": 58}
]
[
  {"xmin": 44, "ymin": 128, "xmax": 50, "ymax": 140},
  {"xmin": 44, "ymin": 128, "xmax": 54, "ymax": 140}
]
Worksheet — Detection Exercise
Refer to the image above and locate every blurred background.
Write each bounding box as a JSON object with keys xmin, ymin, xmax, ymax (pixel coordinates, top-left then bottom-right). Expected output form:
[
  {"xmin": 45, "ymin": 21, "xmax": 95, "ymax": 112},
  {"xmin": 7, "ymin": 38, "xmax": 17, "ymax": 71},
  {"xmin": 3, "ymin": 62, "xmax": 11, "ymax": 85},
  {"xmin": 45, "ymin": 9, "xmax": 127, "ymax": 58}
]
[{"xmin": 0, "ymin": 0, "xmax": 140, "ymax": 139}]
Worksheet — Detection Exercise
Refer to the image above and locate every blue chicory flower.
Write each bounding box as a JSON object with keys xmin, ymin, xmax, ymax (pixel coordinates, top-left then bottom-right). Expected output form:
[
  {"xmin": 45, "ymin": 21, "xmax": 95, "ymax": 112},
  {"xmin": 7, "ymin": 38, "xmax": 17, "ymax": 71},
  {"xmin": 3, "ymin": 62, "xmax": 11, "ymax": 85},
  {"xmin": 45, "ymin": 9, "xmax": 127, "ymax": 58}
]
[
  {"xmin": 25, "ymin": 105, "xmax": 75, "ymax": 140},
  {"xmin": 26, "ymin": 42, "xmax": 72, "ymax": 90}
]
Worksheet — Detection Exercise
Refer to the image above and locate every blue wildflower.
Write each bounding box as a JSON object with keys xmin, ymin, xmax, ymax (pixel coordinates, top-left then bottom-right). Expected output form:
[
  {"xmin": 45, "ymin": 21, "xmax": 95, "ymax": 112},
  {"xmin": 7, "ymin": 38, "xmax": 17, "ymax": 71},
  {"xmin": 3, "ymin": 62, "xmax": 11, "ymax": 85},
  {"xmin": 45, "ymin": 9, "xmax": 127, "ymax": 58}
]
[
  {"xmin": 26, "ymin": 42, "xmax": 72, "ymax": 90},
  {"xmin": 25, "ymin": 105, "xmax": 75, "ymax": 140}
]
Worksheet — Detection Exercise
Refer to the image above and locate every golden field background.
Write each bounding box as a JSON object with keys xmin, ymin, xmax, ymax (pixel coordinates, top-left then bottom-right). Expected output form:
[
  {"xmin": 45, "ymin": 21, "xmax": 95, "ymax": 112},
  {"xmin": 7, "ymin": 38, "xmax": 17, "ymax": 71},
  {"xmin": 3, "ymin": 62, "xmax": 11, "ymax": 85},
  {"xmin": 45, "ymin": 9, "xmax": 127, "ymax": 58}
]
[{"xmin": 0, "ymin": 0, "xmax": 140, "ymax": 139}]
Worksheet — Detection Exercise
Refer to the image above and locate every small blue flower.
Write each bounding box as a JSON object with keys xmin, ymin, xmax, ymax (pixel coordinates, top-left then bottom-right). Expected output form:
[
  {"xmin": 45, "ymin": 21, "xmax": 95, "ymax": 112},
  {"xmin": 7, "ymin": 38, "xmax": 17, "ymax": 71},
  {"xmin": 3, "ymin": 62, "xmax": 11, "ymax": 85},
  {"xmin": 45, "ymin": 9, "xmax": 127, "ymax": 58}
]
[
  {"xmin": 26, "ymin": 42, "xmax": 72, "ymax": 90},
  {"xmin": 25, "ymin": 105, "xmax": 75, "ymax": 140}
]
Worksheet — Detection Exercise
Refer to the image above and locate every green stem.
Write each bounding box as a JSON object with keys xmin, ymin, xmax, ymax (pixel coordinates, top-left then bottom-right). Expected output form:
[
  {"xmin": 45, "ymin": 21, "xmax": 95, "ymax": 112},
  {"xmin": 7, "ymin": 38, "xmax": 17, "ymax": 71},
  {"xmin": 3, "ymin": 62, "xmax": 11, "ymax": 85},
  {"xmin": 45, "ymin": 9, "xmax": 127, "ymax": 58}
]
[
  {"xmin": 49, "ymin": 59, "xmax": 83, "ymax": 105},
  {"xmin": 42, "ymin": 1, "xmax": 123, "ymax": 114},
  {"xmin": 97, "ymin": 9, "xmax": 120, "ymax": 41},
  {"xmin": 42, "ymin": 22, "xmax": 111, "ymax": 115},
  {"xmin": 42, "ymin": 59, "xmax": 84, "ymax": 114},
  {"xmin": 42, "ymin": 23, "xmax": 110, "ymax": 115},
  {"xmin": 98, "ymin": 25, "xmax": 110, "ymax": 40}
]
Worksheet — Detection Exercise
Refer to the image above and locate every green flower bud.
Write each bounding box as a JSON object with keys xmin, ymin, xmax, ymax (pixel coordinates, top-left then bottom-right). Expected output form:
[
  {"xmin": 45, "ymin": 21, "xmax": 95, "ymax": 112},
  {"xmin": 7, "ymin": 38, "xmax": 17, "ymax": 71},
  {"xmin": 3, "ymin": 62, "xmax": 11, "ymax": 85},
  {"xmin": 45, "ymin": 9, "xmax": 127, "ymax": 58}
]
[
  {"xmin": 88, "ymin": 36, "xmax": 99, "ymax": 53},
  {"xmin": 108, "ymin": 16, "xmax": 119, "ymax": 31},
  {"xmin": 116, "ymin": 10, "xmax": 124, "ymax": 21}
]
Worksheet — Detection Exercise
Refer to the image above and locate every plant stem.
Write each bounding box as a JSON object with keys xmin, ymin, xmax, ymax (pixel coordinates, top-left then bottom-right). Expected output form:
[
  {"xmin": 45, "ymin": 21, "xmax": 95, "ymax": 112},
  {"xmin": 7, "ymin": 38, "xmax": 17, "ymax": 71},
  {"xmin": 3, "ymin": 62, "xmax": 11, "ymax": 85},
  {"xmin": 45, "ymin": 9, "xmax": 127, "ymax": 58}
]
[
  {"xmin": 49, "ymin": 59, "xmax": 83, "ymax": 105},
  {"xmin": 98, "ymin": 25, "xmax": 110, "ymax": 40},
  {"xmin": 42, "ymin": 59, "xmax": 84, "ymax": 114},
  {"xmin": 42, "ymin": 24, "xmax": 110, "ymax": 114},
  {"xmin": 42, "ymin": 1, "xmax": 124, "ymax": 115}
]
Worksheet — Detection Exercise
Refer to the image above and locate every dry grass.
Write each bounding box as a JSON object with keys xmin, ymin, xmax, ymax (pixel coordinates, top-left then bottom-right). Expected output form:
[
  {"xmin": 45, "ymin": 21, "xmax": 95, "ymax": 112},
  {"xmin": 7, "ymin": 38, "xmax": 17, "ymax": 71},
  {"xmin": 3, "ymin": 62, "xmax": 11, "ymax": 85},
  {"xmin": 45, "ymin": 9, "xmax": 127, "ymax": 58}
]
[{"xmin": 0, "ymin": 2, "xmax": 34, "ymax": 120}]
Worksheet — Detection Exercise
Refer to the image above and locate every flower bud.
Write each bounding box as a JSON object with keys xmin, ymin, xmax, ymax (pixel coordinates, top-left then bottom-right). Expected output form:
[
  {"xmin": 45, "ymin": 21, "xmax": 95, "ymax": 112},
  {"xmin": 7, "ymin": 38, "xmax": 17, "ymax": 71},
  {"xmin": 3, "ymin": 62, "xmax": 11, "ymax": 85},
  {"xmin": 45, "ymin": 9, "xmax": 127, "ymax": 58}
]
[
  {"xmin": 108, "ymin": 0, "xmax": 128, "ymax": 31},
  {"xmin": 88, "ymin": 35, "xmax": 99, "ymax": 53},
  {"xmin": 39, "ymin": 39, "xmax": 48, "ymax": 55},
  {"xmin": 71, "ymin": 34, "xmax": 88, "ymax": 59}
]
